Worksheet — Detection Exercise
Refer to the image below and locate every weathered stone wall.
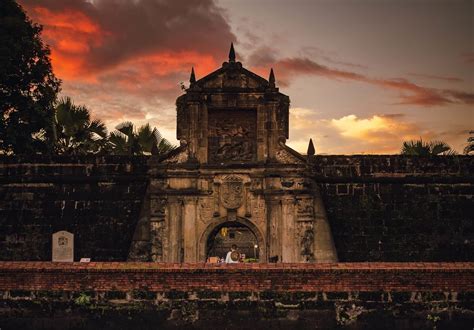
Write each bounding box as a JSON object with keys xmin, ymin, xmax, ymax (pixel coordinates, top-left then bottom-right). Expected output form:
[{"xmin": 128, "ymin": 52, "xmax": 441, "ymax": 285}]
[
  {"xmin": 0, "ymin": 156, "xmax": 149, "ymax": 261},
  {"xmin": 0, "ymin": 155, "xmax": 472, "ymax": 262},
  {"xmin": 0, "ymin": 262, "xmax": 472, "ymax": 329},
  {"xmin": 310, "ymin": 155, "xmax": 474, "ymax": 262}
]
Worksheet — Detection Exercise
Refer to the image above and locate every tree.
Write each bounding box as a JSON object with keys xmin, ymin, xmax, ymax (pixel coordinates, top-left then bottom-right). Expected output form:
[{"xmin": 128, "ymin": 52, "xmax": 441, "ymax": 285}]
[
  {"xmin": 54, "ymin": 97, "xmax": 108, "ymax": 155},
  {"xmin": 109, "ymin": 122, "xmax": 175, "ymax": 156},
  {"xmin": 401, "ymin": 139, "xmax": 456, "ymax": 156},
  {"xmin": 0, "ymin": 0, "xmax": 61, "ymax": 154},
  {"xmin": 463, "ymin": 131, "xmax": 473, "ymax": 155}
]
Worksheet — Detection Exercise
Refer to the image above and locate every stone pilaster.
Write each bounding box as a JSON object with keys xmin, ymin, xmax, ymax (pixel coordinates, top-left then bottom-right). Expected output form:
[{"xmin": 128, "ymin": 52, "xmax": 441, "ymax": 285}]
[
  {"xmin": 281, "ymin": 196, "xmax": 297, "ymax": 262},
  {"xmin": 183, "ymin": 197, "xmax": 198, "ymax": 262}
]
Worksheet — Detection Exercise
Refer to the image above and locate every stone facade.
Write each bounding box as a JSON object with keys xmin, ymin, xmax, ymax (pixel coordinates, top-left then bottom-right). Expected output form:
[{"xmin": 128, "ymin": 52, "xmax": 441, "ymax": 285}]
[{"xmin": 128, "ymin": 45, "xmax": 338, "ymax": 263}]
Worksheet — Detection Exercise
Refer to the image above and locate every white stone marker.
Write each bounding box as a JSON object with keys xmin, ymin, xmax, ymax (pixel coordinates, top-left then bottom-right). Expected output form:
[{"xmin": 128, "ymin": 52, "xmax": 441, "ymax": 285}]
[{"xmin": 52, "ymin": 231, "xmax": 74, "ymax": 262}]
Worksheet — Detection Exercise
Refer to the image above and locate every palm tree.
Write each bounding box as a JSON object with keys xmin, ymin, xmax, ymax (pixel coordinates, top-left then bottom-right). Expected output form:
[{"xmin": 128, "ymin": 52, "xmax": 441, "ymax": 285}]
[
  {"xmin": 108, "ymin": 122, "xmax": 175, "ymax": 156},
  {"xmin": 54, "ymin": 97, "xmax": 108, "ymax": 155},
  {"xmin": 401, "ymin": 138, "xmax": 456, "ymax": 156},
  {"xmin": 463, "ymin": 131, "xmax": 474, "ymax": 155}
]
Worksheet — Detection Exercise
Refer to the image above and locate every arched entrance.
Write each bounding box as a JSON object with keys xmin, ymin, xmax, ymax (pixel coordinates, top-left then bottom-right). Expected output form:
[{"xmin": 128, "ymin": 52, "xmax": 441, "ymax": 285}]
[{"xmin": 199, "ymin": 217, "xmax": 265, "ymax": 262}]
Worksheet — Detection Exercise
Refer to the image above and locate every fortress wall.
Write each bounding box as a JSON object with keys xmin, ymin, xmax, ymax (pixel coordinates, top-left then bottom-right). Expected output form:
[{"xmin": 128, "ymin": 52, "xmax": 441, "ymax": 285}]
[
  {"xmin": 0, "ymin": 156, "xmax": 149, "ymax": 261},
  {"xmin": 311, "ymin": 155, "xmax": 474, "ymax": 261},
  {"xmin": 0, "ymin": 155, "xmax": 472, "ymax": 262},
  {"xmin": 0, "ymin": 262, "xmax": 472, "ymax": 329}
]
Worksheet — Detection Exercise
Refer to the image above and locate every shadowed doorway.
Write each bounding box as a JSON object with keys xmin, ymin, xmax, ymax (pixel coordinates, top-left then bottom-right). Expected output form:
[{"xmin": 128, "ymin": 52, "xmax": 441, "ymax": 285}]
[{"xmin": 206, "ymin": 222, "xmax": 259, "ymax": 262}]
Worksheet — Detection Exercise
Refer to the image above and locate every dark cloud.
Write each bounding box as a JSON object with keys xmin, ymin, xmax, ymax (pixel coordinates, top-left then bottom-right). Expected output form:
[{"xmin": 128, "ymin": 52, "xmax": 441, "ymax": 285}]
[
  {"xmin": 300, "ymin": 46, "xmax": 368, "ymax": 70},
  {"xmin": 247, "ymin": 50, "xmax": 473, "ymax": 107},
  {"xmin": 408, "ymin": 73, "xmax": 463, "ymax": 82},
  {"xmin": 379, "ymin": 113, "xmax": 405, "ymax": 119},
  {"xmin": 20, "ymin": 0, "xmax": 235, "ymax": 76}
]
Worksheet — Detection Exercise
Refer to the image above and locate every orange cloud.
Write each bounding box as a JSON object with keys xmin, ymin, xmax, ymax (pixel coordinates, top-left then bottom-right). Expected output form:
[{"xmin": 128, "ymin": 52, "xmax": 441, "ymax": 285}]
[
  {"xmin": 286, "ymin": 109, "xmax": 426, "ymax": 154},
  {"xmin": 331, "ymin": 114, "xmax": 418, "ymax": 143},
  {"xmin": 20, "ymin": 0, "xmax": 234, "ymax": 82},
  {"xmin": 26, "ymin": 6, "xmax": 105, "ymax": 80}
]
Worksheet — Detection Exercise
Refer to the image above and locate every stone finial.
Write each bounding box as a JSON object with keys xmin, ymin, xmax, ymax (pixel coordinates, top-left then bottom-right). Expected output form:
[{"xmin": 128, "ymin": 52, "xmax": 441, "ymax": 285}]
[
  {"xmin": 307, "ymin": 138, "xmax": 315, "ymax": 156},
  {"xmin": 229, "ymin": 42, "xmax": 236, "ymax": 62},
  {"xmin": 269, "ymin": 68, "xmax": 276, "ymax": 87},
  {"xmin": 189, "ymin": 67, "xmax": 196, "ymax": 84}
]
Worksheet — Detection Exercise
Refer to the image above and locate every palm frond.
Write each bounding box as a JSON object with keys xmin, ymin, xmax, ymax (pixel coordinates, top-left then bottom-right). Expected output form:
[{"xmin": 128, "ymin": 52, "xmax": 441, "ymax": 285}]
[{"xmin": 116, "ymin": 121, "xmax": 134, "ymax": 137}]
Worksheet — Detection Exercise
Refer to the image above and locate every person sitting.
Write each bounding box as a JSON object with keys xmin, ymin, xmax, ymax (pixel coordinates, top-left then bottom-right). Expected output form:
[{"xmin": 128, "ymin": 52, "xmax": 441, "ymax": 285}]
[{"xmin": 225, "ymin": 244, "xmax": 240, "ymax": 263}]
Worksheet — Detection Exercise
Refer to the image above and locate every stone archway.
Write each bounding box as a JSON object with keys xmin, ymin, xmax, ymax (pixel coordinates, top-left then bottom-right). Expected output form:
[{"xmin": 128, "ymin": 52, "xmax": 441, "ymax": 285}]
[{"xmin": 199, "ymin": 217, "xmax": 265, "ymax": 262}]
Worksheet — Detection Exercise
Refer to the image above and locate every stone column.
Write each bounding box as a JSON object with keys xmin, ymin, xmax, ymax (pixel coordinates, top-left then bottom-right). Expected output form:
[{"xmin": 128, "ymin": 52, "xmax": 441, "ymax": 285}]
[
  {"xmin": 167, "ymin": 197, "xmax": 183, "ymax": 262},
  {"xmin": 197, "ymin": 102, "xmax": 208, "ymax": 163},
  {"xmin": 188, "ymin": 102, "xmax": 200, "ymax": 159},
  {"xmin": 256, "ymin": 102, "xmax": 268, "ymax": 161},
  {"xmin": 281, "ymin": 196, "xmax": 297, "ymax": 262},
  {"xmin": 266, "ymin": 101, "xmax": 279, "ymax": 160},
  {"xmin": 213, "ymin": 182, "xmax": 220, "ymax": 217},
  {"xmin": 244, "ymin": 182, "xmax": 252, "ymax": 218},
  {"xmin": 183, "ymin": 197, "xmax": 198, "ymax": 262},
  {"xmin": 149, "ymin": 197, "xmax": 167, "ymax": 262}
]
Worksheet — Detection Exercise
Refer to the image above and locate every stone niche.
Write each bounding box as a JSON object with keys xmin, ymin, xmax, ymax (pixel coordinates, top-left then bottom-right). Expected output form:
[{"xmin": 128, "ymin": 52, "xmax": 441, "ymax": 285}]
[{"xmin": 128, "ymin": 45, "xmax": 338, "ymax": 263}]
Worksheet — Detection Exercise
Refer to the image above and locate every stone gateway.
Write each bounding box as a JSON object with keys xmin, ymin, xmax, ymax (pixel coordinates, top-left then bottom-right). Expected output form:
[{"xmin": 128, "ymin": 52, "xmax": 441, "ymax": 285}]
[{"xmin": 128, "ymin": 44, "xmax": 338, "ymax": 263}]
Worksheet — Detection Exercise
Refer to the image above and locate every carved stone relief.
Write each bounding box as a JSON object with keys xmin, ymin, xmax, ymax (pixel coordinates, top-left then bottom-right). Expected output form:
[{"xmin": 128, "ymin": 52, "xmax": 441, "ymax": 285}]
[
  {"xmin": 199, "ymin": 198, "xmax": 213, "ymax": 224},
  {"xmin": 275, "ymin": 147, "xmax": 305, "ymax": 164},
  {"xmin": 220, "ymin": 175, "xmax": 244, "ymax": 210},
  {"xmin": 297, "ymin": 198, "xmax": 314, "ymax": 219},
  {"xmin": 208, "ymin": 109, "xmax": 256, "ymax": 163},
  {"xmin": 297, "ymin": 222, "xmax": 315, "ymax": 262}
]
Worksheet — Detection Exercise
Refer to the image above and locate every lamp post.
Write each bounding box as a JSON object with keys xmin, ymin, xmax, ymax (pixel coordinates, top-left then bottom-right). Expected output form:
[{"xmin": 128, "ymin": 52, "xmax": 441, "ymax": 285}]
[{"xmin": 254, "ymin": 244, "xmax": 258, "ymax": 259}]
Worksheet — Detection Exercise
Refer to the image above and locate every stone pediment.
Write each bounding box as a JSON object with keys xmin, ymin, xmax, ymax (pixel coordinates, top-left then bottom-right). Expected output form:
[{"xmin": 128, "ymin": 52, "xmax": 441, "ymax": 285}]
[
  {"xmin": 192, "ymin": 62, "xmax": 270, "ymax": 91},
  {"xmin": 275, "ymin": 143, "xmax": 306, "ymax": 164}
]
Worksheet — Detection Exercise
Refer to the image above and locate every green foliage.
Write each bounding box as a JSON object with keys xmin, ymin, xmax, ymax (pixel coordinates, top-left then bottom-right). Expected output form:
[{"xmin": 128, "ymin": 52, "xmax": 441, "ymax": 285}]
[
  {"xmin": 74, "ymin": 292, "xmax": 91, "ymax": 306},
  {"xmin": 463, "ymin": 131, "xmax": 473, "ymax": 155},
  {"xmin": 401, "ymin": 139, "xmax": 456, "ymax": 156},
  {"xmin": 108, "ymin": 122, "xmax": 175, "ymax": 156},
  {"xmin": 54, "ymin": 97, "xmax": 108, "ymax": 155},
  {"xmin": 0, "ymin": 0, "xmax": 61, "ymax": 155}
]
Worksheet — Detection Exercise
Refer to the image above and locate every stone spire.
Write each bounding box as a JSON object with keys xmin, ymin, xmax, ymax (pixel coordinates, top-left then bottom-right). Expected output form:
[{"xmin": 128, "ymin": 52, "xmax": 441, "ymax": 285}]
[
  {"xmin": 189, "ymin": 67, "xmax": 196, "ymax": 84},
  {"xmin": 229, "ymin": 42, "xmax": 236, "ymax": 63},
  {"xmin": 307, "ymin": 138, "xmax": 315, "ymax": 156},
  {"xmin": 269, "ymin": 68, "xmax": 275, "ymax": 87}
]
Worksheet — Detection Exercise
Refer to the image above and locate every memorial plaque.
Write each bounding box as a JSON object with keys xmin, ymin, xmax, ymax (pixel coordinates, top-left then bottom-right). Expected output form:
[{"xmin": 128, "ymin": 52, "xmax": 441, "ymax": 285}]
[{"xmin": 52, "ymin": 231, "xmax": 74, "ymax": 262}]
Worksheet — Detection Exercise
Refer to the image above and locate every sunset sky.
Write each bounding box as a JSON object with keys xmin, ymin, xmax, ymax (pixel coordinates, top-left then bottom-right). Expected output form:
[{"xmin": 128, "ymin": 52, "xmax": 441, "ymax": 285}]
[{"xmin": 19, "ymin": 0, "xmax": 473, "ymax": 154}]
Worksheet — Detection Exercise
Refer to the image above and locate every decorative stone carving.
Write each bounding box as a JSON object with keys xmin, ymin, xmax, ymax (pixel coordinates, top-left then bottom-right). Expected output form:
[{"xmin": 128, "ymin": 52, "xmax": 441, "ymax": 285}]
[
  {"xmin": 297, "ymin": 198, "xmax": 314, "ymax": 218},
  {"xmin": 199, "ymin": 198, "xmax": 213, "ymax": 224},
  {"xmin": 275, "ymin": 147, "xmax": 305, "ymax": 164},
  {"xmin": 162, "ymin": 148, "xmax": 188, "ymax": 164},
  {"xmin": 208, "ymin": 109, "xmax": 257, "ymax": 163},
  {"xmin": 220, "ymin": 175, "xmax": 244, "ymax": 209},
  {"xmin": 300, "ymin": 226, "xmax": 315, "ymax": 261}
]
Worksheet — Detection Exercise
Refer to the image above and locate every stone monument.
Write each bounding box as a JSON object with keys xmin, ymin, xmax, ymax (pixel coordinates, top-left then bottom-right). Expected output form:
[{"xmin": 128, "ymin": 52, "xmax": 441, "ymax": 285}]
[{"xmin": 52, "ymin": 231, "xmax": 74, "ymax": 262}]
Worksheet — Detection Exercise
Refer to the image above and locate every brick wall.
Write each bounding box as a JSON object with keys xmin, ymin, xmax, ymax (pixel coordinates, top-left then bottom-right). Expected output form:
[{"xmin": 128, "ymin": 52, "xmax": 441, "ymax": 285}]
[
  {"xmin": 0, "ymin": 262, "xmax": 472, "ymax": 329},
  {"xmin": 0, "ymin": 262, "xmax": 472, "ymax": 292},
  {"xmin": 310, "ymin": 156, "xmax": 474, "ymax": 262},
  {"xmin": 0, "ymin": 156, "xmax": 149, "ymax": 261}
]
